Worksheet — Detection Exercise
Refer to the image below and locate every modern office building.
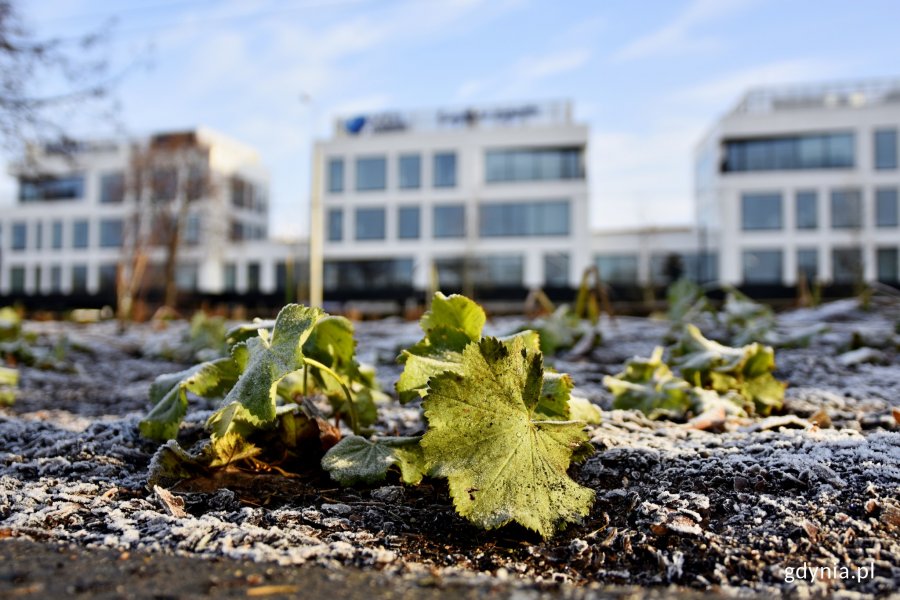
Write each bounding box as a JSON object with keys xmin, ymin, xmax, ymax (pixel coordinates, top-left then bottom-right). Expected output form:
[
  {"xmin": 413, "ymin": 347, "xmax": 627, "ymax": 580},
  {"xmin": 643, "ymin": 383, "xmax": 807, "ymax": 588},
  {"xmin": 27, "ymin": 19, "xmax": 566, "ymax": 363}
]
[
  {"xmin": 0, "ymin": 127, "xmax": 287, "ymax": 298},
  {"xmin": 696, "ymin": 79, "xmax": 900, "ymax": 287},
  {"xmin": 314, "ymin": 101, "xmax": 590, "ymax": 298}
]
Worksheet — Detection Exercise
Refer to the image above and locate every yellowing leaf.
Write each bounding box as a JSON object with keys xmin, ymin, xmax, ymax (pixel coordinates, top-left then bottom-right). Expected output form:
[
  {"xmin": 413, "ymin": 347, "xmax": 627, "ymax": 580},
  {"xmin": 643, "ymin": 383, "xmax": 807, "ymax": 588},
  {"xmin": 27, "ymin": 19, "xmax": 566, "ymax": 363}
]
[
  {"xmin": 321, "ymin": 435, "xmax": 426, "ymax": 486},
  {"xmin": 421, "ymin": 336, "xmax": 594, "ymax": 539}
]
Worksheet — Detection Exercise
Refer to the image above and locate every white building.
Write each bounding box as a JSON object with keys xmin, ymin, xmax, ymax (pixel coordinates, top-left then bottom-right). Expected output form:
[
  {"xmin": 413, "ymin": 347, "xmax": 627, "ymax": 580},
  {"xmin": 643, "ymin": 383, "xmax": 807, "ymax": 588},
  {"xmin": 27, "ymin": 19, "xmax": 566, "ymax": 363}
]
[
  {"xmin": 0, "ymin": 127, "xmax": 301, "ymax": 299},
  {"xmin": 696, "ymin": 79, "xmax": 900, "ymax": 287},
  {"xmin": 314, "ymin": 101, "xmax": 590, "ymax": 298}
]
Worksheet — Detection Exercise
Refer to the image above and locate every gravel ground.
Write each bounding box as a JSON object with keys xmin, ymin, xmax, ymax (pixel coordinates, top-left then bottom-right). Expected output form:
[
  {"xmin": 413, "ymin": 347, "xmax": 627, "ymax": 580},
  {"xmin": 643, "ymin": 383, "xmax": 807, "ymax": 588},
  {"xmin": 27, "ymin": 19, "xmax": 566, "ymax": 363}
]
[{"xmin": 1, "ymin": 298, "xmax": 899, "ymax": 598}]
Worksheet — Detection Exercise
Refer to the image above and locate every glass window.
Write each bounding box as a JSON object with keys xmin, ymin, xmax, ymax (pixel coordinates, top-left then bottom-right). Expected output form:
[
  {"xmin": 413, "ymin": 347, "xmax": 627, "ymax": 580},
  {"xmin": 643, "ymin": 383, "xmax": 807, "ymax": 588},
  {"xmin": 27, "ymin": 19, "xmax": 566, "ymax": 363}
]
[
  {"xmin": 327, "ymin": 158, "xmax": 344, "ymax": 193},
  {"xmin": 11, "ymin": 222, "xmax": 26, "ymax": 251},
  {"xmin": 485, "ymin": 148, "xmax": 584, "ymax": 182},
  {"xmin": 72, "ymin": 265, "xmax": 88, "ymax": 293},
  {"xmin": 544, "ymin": 253, "xmax": 569, "ymax": 287},
  {"xmin": 323, "ymin": 258, "xmax": 414, "ymax": 291},
  {"xmin": 50, "ymin": 265, "xmax": 62, "ymax": 293},
  {"xmin": 18, "ymin": 174, "xmax": 85, "ymax": 201},
  {"xmin": 99, "ymin": 219, "xmax": 123, "ymax": 248},
  {"xmin": 186, "ymin": 165, "xmax": 206, "ymax": 201},
  {"xmin": 471, "ymin": 255, "xmax": 523, "ymax": 286},
  {"xmin": 34, "ymin": 266, "xmax": 42, "ymax": 294},
  {"xmin": 433, "ymin": 152, "xmax": 457, "ymax": 188},
  {"xmin": 875, "ymin": 188, "xmax": 899, "ymax": 227},
  {"xmin": 152, "ymin": 168, "xmax": 178, "ymax": 202},
  {"xmin": 10, "ymin": 267, "xmax": 25, "ymax": 293},
  {"xmin": 247, "ymin": 262, "xmax": 260, "ymax": 292},
  {"xmin": 832, "ymin": 248, "xmax": 863, "ymax": 283},
  {"xmin": 223, "ymin": 263, "xmax": 237, "ymax": 292},
  {"xmin": 175, "ymin": 264, "xmax": 199, "ymax": 291},
  {"xmin": 433, "ymin": 204, "xmax": 465, "ymax": 238},
  {"xmin": 35, "ymin": 222, "xmax": 43, "ymax": 250},
  {"xmin": 355, "ymin": 207, "xmax": 385, "ymax": 240},
  {"xmin": 327, "ymin": 208, "xmax": 343, "ymax": 242},
  {"xmin": 398, "ymin": 206, "xmax": 420, "ymax": 239},
  {"xmin": 795, "ymin": 190, "xmax": 818, "ymax": 229},
  {"xmin": 741, "ymin": 193, "xmax": 783, "ymax": 230},
  {"xmin": 52, "ymin": 221, "xmax": 63, "ymax": 249},
  {"xmin": 433, "ymin": 257, "xmax": 467, "ymax": 289},
  {"xmin": 830, "ymin": 189, "xmax": 862, "ymax": 229},
  {"xmin": 355, "ymin": 157, "xmax": 386, "ymax": 191},
  {"xmin": 73, "ymin": 220, "xmax": 89, "ymax": 249},
  {"xmin": 797, "ymin": 248, "xmax": 818, "ymax": 284},
  {"xmin": 742, "ymin": 250, "xmax": 783, "ymax": 283},
  {"xmin": 398, "ymin": 154, "xmax": 421, "ymax": 189},
  {"xmin": 877, "ymin": 248, "xmax": 898, "ymax": 283},
  {"xmin": 99, "ymin": 263, "xmax": 117, "ymax": 293},
  {"xmin": 723, "ymin": 133, "xmax": 854, "ymax": 172},
  {"xmin": 184, "ymin": 214, "xmax": 201, "ymax": 246},
  {"xmin": 874, "ymin": 128, "xmax": 897, "ymax": 170},
  {"xmin": 595, "ymin": 254, "xmax": 638, "ymax": 284},
  {"xmin": 100, "ymin": 172, "xmax": 125, "ymax": 204},
  {"xmin": 479, "ymin": 200, "xmax": 570, "ymax": 237}
]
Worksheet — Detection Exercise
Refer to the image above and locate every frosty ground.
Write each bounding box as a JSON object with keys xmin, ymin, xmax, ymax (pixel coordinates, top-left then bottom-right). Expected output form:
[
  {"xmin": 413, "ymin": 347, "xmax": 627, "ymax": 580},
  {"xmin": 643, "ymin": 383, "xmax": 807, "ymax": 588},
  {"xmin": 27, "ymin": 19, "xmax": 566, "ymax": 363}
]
[{"xmin": 1, "ymin": 298, "xmax": 899, "ymax": 599}]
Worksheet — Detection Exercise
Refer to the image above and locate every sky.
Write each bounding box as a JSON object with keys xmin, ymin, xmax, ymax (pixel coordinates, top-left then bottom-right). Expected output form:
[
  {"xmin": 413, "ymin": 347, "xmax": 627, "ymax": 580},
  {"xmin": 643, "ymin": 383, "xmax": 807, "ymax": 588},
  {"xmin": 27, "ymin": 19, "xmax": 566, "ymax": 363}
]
[{"xmin": 5, "ymin": 0, "xmax": 900, "ymax": 239}]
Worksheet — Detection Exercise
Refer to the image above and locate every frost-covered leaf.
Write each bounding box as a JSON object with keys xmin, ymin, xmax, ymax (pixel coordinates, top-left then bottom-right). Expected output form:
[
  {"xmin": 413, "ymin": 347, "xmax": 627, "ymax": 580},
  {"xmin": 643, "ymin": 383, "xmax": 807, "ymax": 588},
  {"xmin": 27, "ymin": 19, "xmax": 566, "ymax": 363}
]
[
  {"xmin": 670, "ymin": 324, "xmax": 785, "ymax": 415},
  {"xmin": 210, "ymin": 304, "xmax": 322, "ymax": 437},
  {"xmin": 421, "ymin": 336, "xmax": 594, "ymax": 539},
  {"xmin": 536, "ymin": 371, "xmax": 574, "ymax": 420},
  {"xmin": 421, "ymin": 292, "xmax": 485, "ymax": 342},
  {"xmin": 140, "ymin": 357, "xmax": 241, "ymax": 440},
  {"xmin": 224, "ymin": 318, "xmax": 275, "ymax": 349},
  {"xmin": 322, "ymin": 435, "xmax": 425, "ymax": 486},
  {"xmin": 147, "ymin": 432, "xmax": 262, "ymax": 487},
  {"xmin": 0, "ymin": 365, "xmax": 17, "ymax": 405},
  {"xmin": 604, "ymin": 347, "xmax": 694, "ymax": 419},
  {"xmin": 568, "ymin": 395, "xmax": 602, "ymax": 425}
]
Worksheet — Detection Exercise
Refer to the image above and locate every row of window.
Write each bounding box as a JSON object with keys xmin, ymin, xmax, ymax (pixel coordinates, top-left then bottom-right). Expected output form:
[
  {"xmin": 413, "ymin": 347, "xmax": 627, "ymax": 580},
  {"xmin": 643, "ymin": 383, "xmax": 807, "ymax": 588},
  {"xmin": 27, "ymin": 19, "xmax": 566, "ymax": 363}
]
[
  {"xmin": 8, "ymin": 263, "xmax": 108, "ymax": 294},
  {"xmin": 741, "ymin": 187, "xmax": 899, "ymax": 231},
  {"xmin": 723, "ymin": 128, "xmax": 898, "ymax": 173},
  {"xmin": 326, "ymin": 147, "xmax": 586, "ymax": 193},
  {"xmin": 9, "ymin": 219, "xmax": 123, "ymax": 251},
  {"xmin": 743, "ymin": 247, "xmax": 899, "ymax": 284},
  {"xmin": 327, "ymin": 200, "xmax": 570, "ymax": 242},
  {"xmin": 595, "ymin": 252, "xmax": 718, "ymax": 285}
]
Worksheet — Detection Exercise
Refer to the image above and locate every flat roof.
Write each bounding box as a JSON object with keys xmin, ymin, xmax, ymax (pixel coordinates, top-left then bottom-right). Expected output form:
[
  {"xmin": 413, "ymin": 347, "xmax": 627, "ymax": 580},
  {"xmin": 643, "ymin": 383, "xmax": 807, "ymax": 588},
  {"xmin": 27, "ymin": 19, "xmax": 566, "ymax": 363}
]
[{"xmin": 731, "ymin": 77, "xmax": 900, "ymax": 115}]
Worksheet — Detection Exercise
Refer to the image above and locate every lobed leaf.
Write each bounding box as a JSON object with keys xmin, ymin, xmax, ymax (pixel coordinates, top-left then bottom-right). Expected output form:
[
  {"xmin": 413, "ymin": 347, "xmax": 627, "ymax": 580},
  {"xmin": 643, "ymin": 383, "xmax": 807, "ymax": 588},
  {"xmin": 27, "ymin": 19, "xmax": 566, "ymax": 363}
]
[{"xmin": 322, "ymin": 435, "xmax": 426, "ymax": 486}]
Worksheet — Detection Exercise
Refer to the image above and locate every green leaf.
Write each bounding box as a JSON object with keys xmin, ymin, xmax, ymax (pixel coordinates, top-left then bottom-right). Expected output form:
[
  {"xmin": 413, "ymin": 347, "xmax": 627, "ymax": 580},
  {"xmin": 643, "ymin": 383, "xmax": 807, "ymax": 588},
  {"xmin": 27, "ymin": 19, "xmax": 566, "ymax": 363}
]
[
  {"xmin": 210, "ymin": 304, "xmax": 322, "ymax": 437},
  {"xmin": 536, "ymin": 371, "xmax": 573, "ymax": 420},
  {"xmin": 396, "ymin": 348, "xmax": 465, "ymax": 403},
  {"xmin": 604, "ymin": 347, "xmax": 694, "ymax": 419},
  {"xmin": 421, "ymin": 293, "xmax": 485, "ymax": 342},
  {"xmin": 322, "ymin": 435, "xmax": 426, "ymax": 486},
  {"xmin": 568, "ymin": 395, "xmax": 602, "ymax": 425},
  {"xmin": 224, "ymin": 318, "xmax": 275, "ymax": 349},
  {"xmin": 147, "ymin": 432, "xmax": 262, "ymax": 487},
  {"xmin": 140, "ymin": 357, "xmax": 240, "ymax": 440},
  {"xmin": 302, "ymin": 315, "xmax": 357, "ymax": 375},
  {"xmin": 421, "ymin": 336, "xmax": 595, "ymax": 539},
  {"xmin": 0, "ymin": 365, "xmax": 17, "ymax": 405}
]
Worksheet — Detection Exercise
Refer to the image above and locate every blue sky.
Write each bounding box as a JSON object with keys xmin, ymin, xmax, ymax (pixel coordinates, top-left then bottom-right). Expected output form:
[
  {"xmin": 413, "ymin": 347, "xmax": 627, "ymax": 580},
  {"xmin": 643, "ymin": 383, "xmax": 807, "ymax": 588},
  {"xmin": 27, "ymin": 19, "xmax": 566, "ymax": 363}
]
[{"xmin": 6, "ymin": 0, "xmax": 900, "ymax": 238}]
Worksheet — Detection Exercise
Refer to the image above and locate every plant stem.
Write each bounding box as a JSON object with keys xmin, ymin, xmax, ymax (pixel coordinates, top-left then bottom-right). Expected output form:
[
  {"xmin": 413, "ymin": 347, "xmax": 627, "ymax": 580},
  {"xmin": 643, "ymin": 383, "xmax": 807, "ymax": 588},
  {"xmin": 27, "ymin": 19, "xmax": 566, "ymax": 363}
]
[{"xmin": 303, "ymin": 358, "xmax": 359, "ymax": 435}]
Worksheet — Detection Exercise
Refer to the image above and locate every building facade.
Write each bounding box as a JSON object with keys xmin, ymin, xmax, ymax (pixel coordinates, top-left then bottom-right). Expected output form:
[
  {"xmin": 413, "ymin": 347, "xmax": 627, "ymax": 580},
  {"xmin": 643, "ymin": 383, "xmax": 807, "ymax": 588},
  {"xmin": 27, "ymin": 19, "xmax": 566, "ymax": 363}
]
[
  {"xmin": 696, "ymin": 79, "xmax": 900, "ymax": 287},
  {"xmin": 314, "ymin": 101, "xmax": 590, "ymax": 298},
  {"xmin": 0, "ymin": 127, "xmax": 290, "ymax": 298}
]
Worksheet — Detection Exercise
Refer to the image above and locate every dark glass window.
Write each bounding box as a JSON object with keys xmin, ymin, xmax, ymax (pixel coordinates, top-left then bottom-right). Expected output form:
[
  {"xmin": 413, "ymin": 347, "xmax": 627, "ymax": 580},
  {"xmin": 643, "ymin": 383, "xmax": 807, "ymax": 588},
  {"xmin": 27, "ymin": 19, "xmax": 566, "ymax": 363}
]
[
  {"xmin": 877, "ymin": 248, "xmax": 898, "ymax": 283},
  {"xmin": 11, "ymin": 222, "xmax": 26, "ymax": 251},
  {"xmin": 470, "ymin": 255, "xmax": 523, "ymax": 286},
  {"xmin": 433, "ymin": 204, "xmax": 465, "ymax": 238},
  {"xmin": 544, "ymin": 253, "xmax": 569, "ymax": 287},
  {"xmin": 18, "ymin": 174, "xmax": 85, "ymax": 201},
  {"xmin": 797, "ymin": 248, "xmax": 818, "ymax": 284},
  {"xmin": 433, "ymin": 152, "xmax": 457, "ymax": 188},
  {"xmin": 741, "ymin": 193, "xmax": 782, "ymax": 230},
  {"xmin": 152, "ymin": 168, "xmax": 178, "ymax": 202},
  {"xmin": 355, "ymin": 207, "xmax": 385, "ymax": 240},
  {"xmin": 323, "ymin": 258, "xmax": 414, "ymax": 291},
  {"xmin": 485, "ymin": 147, "xmax": 584, "ymax": 182},
  {"xmin": 73, "ymin": 220, "xmax": 89, "ymax": 249},
  {"xmin": 398, "ymin": 154, "xmax": 421, "ymax": 189},
  {"xmin": 10, "ymin": 267, "xmax": 25, "ymax": 293},
  {"xmin": 72, "ymin": 265, "xmax": 88, "ymax": 293},
  {"xmin": 175, "ymin": 264, "xmax": 199, "ymax": 291},
  {"xmin": 742, "ymin": 250, "xmax": 783, "ymax": 284},
  {"xmin": 99, "ymin": 219, "xmax": 123, "ymax": 248},
  {"xmin": 398, "ymin": 206, "xmax": 420, "ymax": 239},
  {"xmin": 650, "ymin": 252, "xmax": 718, "ymax": 283},
  {"xmin": 184, "ymin": 214, "xmax": 201, "ymax": 246},
  {"xmin": 830, "ymin": 189, "xmax": 862, "ymax": 229},
  {"xmin": 50, "ymin": 265, "xmax": 61, "ymax": 293},
  {"xmin": 52, "ymin": 221, "xmax": 63, "ymax": 249},
  {"xmin": 100, "ymin": 172, "xmax": 125, "ymax": 204},
  {"xmin": 723, "ymin": 133, "xmax": 854, "ymax": 172},
  {"xmin": 247, "ymin": 262, "xmax": 260, "ymax": 292},
  {"xmin": 875, "ymin": 188, "xmax": 898, "ymax": 227},
  {"xmin": 595, "ymin": 254, "xmax": 638, "ymax": 284},
  {"xmin": 327, "ymin": 158, "xmax": 344, "ymax": 193},
  {"xmin": 479, "ymin": 200, "xmax": 569, "ymax": 237},
  {"xmin": 327, "ymin": 208, "xmax": 343, "ymax": 241},
  {"xmin": 832, "ymin": 247, "xmax": 863, "ymax": 283},
  {"xmin": 875, "ymin": 128, "xmax": 897, "ymax": 170},
  {"xmin": 35, "ymin": 222, "xmax": 43, "ymax": 249},
  {"xmin": 355, "ymin": 157, "xmax": 386, "ymax": 191},
  {"xmin": 99, "ymin": 263, "xmax": 117, "ymax": 293},
  {"xmin": 795, "ymin": 190, "xmax": 818, "ymax": 229},
  {"xmin": 223, "ymin": 264, "xmax": 236, "ymax": 292}
]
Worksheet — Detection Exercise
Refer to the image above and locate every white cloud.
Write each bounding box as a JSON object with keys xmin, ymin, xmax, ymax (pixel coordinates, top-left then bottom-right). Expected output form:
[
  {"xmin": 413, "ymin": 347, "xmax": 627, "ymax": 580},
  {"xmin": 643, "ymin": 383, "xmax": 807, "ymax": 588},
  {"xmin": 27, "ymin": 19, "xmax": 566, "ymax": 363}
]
[
  {"xmin": 516, "ymin": 48, "xmax": 591, "ymax": 81},
  {"xmin": 613, "ymin": 0, "xmax": 753, "ymax": 62}
]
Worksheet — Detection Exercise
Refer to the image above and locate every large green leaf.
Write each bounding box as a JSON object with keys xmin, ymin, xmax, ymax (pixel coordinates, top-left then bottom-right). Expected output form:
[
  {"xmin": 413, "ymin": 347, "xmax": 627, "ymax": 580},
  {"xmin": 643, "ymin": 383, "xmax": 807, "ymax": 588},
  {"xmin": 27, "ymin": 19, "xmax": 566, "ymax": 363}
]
[
  {"xmin": 604, "ymin": 347, "xmax": 694, "ymax": 419},
  {"xmin": 420, "ymin": 292, "xmax": 485, "ymax": 342},
  {"xmin": 209, "ymin": 304, "xmax": 322, "ymax": 437},
  {"xmin": 421, "ymin": 336, "xmax": 595, "ymax": 539},
  {"xmin": 321, "ymin": 435, "xmax": 426, "ymax": 486},
  {"xmin": 139, "ymin": 357, "xmax": 241, "ymax": 440}
]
